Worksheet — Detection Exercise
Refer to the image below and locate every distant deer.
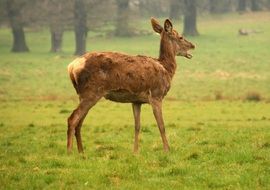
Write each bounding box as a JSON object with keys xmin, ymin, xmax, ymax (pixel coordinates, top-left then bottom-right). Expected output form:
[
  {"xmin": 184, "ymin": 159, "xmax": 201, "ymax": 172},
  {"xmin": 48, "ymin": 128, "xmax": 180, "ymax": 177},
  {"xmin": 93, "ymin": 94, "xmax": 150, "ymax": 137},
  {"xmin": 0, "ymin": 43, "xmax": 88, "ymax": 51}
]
[
  {"xmin": 67, "ymin": 18, "xmax": 195, "ymax": 153},
  {"xmin": 238, "ymin": 28, "xmax": 263, "ymax": 36}
]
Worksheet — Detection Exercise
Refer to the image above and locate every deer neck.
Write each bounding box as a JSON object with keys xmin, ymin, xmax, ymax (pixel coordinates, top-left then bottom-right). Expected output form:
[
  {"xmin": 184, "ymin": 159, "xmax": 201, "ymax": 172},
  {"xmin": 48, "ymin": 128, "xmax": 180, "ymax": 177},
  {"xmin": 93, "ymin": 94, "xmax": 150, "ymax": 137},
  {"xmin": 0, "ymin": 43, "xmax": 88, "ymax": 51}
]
[{"xmin": 158, "ymin": 37, "xmax": 177, "ymax": 78}]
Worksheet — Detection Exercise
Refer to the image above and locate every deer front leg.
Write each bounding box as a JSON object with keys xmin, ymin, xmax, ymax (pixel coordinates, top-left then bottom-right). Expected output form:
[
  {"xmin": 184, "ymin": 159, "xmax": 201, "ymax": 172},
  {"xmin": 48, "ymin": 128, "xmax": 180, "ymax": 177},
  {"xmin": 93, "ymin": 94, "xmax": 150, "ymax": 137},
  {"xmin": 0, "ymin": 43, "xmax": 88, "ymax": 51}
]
[
  {"xmin": 150, "ymin": 98, "xmax": 170, "ymax": 152},
  {"xmin": 132, "ymin": 103, "xmax": 141, "ymax": 153}
]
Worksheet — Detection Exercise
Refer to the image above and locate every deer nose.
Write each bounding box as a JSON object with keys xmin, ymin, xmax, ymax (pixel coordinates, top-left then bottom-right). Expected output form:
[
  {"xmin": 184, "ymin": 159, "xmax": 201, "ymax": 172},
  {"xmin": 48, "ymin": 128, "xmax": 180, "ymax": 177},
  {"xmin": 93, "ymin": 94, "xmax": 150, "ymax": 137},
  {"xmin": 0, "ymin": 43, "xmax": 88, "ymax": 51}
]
[{"xmin": 191, "ymin": 43, "xmax": 195, "ymax": 49}]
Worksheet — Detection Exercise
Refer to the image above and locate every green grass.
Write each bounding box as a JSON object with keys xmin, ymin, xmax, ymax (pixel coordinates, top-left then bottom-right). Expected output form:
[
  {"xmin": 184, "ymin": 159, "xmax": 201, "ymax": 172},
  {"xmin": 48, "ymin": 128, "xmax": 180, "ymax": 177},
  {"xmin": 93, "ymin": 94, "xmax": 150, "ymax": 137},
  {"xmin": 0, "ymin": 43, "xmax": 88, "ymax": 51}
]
[{"xmin": 0, "ymin": 12, "xmax": 270, "ymax": 189}]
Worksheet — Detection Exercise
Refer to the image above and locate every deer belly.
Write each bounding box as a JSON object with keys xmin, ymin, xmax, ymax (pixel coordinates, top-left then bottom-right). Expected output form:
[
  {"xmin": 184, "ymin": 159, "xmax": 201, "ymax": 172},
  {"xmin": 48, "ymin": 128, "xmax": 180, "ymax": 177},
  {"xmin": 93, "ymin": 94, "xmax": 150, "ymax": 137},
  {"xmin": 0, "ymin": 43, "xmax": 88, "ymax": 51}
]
[{"xmin": 104, "ymin": 90, "xmax": 148, "ymax": 103}]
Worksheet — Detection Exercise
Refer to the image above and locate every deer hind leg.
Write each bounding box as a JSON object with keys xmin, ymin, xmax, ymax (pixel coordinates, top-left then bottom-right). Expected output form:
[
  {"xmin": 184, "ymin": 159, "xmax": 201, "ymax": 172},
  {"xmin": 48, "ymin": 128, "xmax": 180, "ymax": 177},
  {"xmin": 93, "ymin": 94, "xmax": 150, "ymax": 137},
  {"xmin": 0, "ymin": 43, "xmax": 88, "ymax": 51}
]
[
  {"xmin": 149, "ymin": 98, "xmax": 170, "ymax": 152},
  {"xmin": 67, "ymin": 95, "xmax": 102, "ymax": 154},
  {"xmin": 74, "ymin": 114, "xmax": 87, "ymax": 153},
  {"xmin": 132, "ymin": 103, "xmax": 141, "ymax": 153}
]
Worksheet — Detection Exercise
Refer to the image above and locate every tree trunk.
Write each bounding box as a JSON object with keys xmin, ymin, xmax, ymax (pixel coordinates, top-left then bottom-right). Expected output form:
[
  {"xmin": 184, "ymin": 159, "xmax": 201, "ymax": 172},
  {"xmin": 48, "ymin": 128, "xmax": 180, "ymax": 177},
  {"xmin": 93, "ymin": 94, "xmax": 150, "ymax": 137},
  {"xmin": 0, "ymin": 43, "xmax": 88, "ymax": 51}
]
[
  {"xmin": 6, "ymin": 0, "xmax": 29, "ymax": 52},
  {"xmin": 183, "ymin": 0, "xmax": 199, "ymax": 36},
  {"xmin": 115, "ymin": 0, "xmax": 132, "ymax": 37},
  {"xmin": 49, "ymin": 1, "xmax": 64, "ymax": 53},
  {"xmin": 237, "ymin": 0, "xmax": 247, "ymax": 12},
  {"xmin": 74, "ymin": 0, "xmax": 87, "ymax": 55},
  {"xmin": 251, "ymin": 0, "xmax": 260, "ymax": 11},
  {"xmin": 50, "ymin": 27, "xmax": 63, "ymax": 53}
]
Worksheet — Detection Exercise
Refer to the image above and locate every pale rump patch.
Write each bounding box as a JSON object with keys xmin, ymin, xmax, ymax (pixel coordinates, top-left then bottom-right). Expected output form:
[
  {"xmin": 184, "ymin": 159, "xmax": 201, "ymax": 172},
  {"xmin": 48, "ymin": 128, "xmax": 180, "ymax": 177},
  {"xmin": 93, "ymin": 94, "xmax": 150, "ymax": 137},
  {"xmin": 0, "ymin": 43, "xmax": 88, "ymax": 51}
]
[{"xmin": 67, "ymin": 57, "xmax": 86, "ymax": 85}]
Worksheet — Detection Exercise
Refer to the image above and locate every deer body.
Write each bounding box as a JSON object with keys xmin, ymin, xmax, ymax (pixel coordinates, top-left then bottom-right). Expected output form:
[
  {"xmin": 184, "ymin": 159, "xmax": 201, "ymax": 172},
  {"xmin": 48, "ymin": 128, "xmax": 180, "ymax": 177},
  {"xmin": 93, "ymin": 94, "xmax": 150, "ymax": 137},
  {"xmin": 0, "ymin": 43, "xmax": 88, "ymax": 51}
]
[
  {"xmin": 67, "ymin": 18, "xmax": 195, "ymax": 153},
  {"xmin": 68, "ymin": 52, "xmax": 172, "ymax": 103}
]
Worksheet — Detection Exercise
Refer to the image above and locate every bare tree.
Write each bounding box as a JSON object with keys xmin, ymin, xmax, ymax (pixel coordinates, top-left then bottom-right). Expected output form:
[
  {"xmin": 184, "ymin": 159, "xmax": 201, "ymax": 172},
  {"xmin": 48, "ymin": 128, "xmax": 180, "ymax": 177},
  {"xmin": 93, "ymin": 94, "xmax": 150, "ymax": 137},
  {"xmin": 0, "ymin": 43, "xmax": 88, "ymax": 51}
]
[
  {"xmin": 40, "ymin": 0, "xmax": 73, "ymax": 53},
  {"xmin": 48, "ymin": 0, "xmax": 65, "ymax": 52},
  {"xmin": 169, "ymin": 0, "xmax": 182, "ymax": 20},
  {"xmin": 50, "ymin": 24, "xmax": 64, "ymax": 53},
  {"xmin": 6, "ymin": 0, "xmax": 29, "ymax": 52},
  {"xmin": 115, "ymin": 0, "xmax": 132, "ymax": 36},
  {"xmin": 209, "ymin": 0, "xmax": 219, "ymax": 13},
  {"xmin": 209, "ymin": 0, "xmax": 234, "ymax": 14},
  {"xmin": 183, "ymin": 0, "xmax": 199, "ymax": 36},
  {"xmin": 238, "ymin": 0, "xmax": 247, "ymax": 12},
  {"xmin": 251, "ymin": 0, "xmax": 261, "ymax": 11},
  {"xmin": 74, "ymin": 0, "xmax": 87, "ymax": 55}
]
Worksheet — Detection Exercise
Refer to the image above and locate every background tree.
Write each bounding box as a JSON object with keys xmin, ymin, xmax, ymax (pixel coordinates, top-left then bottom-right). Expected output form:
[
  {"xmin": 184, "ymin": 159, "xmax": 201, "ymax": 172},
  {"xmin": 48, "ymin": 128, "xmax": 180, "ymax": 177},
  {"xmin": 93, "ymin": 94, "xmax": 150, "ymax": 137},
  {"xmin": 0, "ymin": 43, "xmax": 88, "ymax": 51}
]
[
  {"xmin": 209, "ymin": 0, "xmax": 218, "ymax": 13},
  {"xmin": 74, "ymin": 0, "xmax": 87, "ymax": 55},
  {"xmin": 1, "ymin": 0, "xmax": 269, "ymax": 55},
  {"xmin": 209, "ymin": 0, "xmax": 234, "ymax": 14},
  {"xmin": 138, "ymin": 0, "xmax": 170, "ymax": 18},
  {"xmin": 45, "ymin": 0, "xmax": 67, "ymax": 53},
  {"xmin": 238, "ymin": 0, "xmax": 247, "ymax": 12},
  {"xmin": 6, "ymin": 0, "xmax": 29, "ymax": 52},
  {"xmin": 251, "ymin": 0, "xmax": 261, "ymax": 11},
  {"xmin": 0, "ymin": 0, "xmax": 7, "ymax": 25},
  {"xmin": 86, "ymin": 0, "xmax": 116, "ymax": 35},
  {"xmin": 267, "ymin": 0, "xmax": 270, "ymax": 9},
  {"xmin": 183, "ymin": 0, "xmax": 199, "ymax": 36},
  {"xmin": 169, "ymin": 0, "xmax": 183, "ymax": 20},
  {"xmin": 115, "ymin": 0, "xmax": 132, "ymax": 36}
]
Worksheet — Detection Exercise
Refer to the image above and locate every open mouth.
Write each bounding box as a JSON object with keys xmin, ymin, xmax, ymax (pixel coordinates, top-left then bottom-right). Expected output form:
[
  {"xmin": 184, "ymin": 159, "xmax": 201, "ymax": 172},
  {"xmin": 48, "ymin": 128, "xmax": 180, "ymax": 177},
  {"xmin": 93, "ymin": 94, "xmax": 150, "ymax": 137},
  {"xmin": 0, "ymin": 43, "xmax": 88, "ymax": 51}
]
[
  {"xmin": 178, "ymin": 49, "xmax": 194, "ymax": 59},
  {"xmin": 182, "ymin": 50, "xmax": 193, "ymax": 59},
  {"xmin": 184, "ymin": 44, "xmax": 195, "ymax": 59},
  {"xmin": 184, "ymin": 52, "xmax": 193, "ymax": 59}
]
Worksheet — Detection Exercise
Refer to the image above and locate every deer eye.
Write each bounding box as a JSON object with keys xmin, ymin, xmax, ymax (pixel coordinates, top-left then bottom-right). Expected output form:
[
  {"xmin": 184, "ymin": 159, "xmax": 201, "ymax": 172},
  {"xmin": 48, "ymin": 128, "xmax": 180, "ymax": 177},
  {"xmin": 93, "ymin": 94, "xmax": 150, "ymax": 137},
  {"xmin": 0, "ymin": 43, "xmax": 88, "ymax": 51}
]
[{"xmin": 179, "ymin": 36, "xmax": 183, "ymax": 40}]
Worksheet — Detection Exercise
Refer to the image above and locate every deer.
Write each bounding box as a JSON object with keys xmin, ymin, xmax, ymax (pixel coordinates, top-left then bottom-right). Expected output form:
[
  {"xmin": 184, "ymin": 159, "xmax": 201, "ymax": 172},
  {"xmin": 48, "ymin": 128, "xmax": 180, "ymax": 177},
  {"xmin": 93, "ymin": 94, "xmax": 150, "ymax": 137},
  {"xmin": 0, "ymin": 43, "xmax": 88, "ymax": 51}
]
[{"xmin": 67, "ymin": 18, "xmax": 195, "ymax": 154}]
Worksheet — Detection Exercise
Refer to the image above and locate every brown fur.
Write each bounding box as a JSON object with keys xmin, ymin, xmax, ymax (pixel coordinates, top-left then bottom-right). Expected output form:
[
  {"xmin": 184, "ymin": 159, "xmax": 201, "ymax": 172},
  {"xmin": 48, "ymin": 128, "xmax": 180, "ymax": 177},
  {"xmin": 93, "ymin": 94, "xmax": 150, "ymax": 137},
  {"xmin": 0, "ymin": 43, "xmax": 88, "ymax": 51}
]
[{"xmin": 67, "ymin": 18, "xmax": 195, "ymax": 153}]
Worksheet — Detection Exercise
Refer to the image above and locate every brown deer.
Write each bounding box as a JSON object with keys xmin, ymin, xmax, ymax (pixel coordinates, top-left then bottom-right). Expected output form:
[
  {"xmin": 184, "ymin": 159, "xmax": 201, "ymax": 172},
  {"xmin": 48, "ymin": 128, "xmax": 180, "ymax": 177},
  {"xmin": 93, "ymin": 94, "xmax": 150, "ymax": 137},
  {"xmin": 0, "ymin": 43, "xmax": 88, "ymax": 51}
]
[{"xmin": 67, "ymin": 18, "xmax": 195, "ymax": 153}]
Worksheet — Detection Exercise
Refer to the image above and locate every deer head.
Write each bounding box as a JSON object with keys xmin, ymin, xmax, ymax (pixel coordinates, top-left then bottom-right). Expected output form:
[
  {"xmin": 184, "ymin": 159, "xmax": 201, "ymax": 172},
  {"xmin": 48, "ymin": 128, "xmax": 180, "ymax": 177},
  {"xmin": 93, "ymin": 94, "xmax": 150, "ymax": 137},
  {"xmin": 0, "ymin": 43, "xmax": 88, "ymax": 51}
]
[{"xmin": 151, "ymin": 18, "xmax": 195, "ymax": 59}]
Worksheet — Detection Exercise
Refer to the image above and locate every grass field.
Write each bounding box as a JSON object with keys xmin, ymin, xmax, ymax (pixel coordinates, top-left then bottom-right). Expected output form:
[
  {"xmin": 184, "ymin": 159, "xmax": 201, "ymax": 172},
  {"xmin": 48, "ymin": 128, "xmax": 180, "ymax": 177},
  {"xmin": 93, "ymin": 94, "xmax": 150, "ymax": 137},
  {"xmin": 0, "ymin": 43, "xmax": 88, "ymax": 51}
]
[{"xmin": 0, "ymin": 12, "xmax": 270, "ymax": 189}]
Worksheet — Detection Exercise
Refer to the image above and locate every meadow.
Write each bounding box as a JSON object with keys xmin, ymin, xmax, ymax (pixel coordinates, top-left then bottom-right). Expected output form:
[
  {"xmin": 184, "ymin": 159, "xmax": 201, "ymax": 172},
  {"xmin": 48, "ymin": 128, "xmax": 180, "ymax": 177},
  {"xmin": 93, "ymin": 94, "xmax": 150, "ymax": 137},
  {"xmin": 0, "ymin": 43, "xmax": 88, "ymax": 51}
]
[{"xmin": 0, "ymin": 12, "xmax": 270, "ymax": 189}]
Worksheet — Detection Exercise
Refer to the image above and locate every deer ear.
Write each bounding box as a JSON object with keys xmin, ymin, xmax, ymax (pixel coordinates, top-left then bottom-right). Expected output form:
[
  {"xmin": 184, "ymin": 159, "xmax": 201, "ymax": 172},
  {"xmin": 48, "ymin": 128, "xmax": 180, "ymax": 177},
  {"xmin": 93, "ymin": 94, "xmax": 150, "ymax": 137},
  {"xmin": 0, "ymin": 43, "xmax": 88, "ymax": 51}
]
[
  {"xmin": 151, "ymin": 17, "xmax": 163, "ymax": 34},
  {"xmin": 164, "ymin": 19, "xmax": 173, "ymax": 33}
]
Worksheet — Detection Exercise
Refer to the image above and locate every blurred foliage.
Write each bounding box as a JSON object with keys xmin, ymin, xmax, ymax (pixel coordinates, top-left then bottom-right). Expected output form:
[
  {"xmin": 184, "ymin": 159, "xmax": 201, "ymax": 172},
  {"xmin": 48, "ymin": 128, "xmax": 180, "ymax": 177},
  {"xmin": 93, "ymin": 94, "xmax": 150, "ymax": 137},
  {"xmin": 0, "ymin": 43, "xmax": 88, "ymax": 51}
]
[
  {"xmin": 0, "ymin": 0, "xmax": 270, "ymax": 51},
  {"xmin": 0, "ymin": 0, "xmax": 269, "ymax": 31}
]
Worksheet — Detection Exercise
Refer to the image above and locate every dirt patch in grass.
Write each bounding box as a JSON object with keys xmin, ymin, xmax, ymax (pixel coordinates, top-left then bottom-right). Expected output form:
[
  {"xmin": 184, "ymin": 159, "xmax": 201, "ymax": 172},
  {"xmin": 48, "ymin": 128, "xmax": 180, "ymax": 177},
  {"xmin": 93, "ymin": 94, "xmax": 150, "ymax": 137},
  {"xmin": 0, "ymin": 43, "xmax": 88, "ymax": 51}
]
[{"xmin": 244, "ymin": 91, "xmax": 263, "ymax": 102}]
